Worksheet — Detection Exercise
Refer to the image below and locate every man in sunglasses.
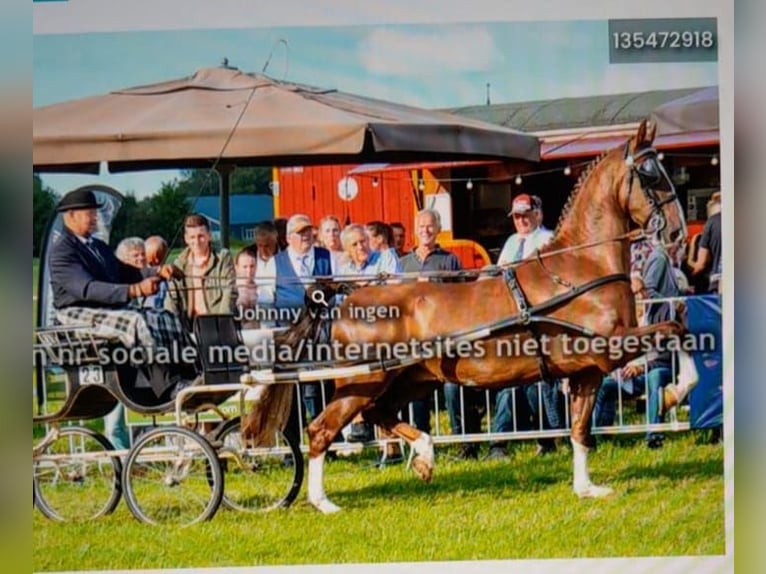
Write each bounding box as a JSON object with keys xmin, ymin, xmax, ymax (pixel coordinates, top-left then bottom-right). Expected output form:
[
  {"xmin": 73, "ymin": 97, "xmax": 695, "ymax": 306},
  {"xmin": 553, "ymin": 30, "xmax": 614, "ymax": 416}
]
[
  {"xmin": 497, "ymin": 194, "xmax": 552, "ymax": 266},
  {"xmin": 490, "ymin": 194, "xmax": 562, "ymax": 459}
]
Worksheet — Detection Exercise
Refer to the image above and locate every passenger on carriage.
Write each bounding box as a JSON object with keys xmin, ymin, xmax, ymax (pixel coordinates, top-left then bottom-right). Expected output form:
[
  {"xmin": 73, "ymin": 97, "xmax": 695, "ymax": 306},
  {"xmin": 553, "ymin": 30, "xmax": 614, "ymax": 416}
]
[
  {"xmin": 164, "ymin": 213, "xmax": 236, "ymax": 327},
  {"xmin": 49, "ymin": 189, "xmax": 192, "ymax": 399},
  {"xmin": 143, "ymin": 235, "xmax": 169, "ymax": 309},
  {"xmin": 489, "ymin": 194, "xmax": 563, "ymax": 460},
  {"xmin": 102, "ymin": 236, "xmax": 148, "ymax": 450}
]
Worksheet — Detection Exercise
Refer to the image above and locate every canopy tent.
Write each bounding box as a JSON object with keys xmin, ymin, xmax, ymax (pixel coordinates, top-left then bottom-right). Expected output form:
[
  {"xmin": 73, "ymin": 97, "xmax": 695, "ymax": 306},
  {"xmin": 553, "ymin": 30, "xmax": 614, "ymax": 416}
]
[{"xmin": 34, "ymin": 66, "xmax": 540, "ymax": 244}]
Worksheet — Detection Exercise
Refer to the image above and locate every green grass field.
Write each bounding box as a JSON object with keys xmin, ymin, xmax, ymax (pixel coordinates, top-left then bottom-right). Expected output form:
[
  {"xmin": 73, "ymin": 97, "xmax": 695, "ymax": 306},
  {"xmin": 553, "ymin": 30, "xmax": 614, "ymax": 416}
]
[
  {"xmin": 31, "ymin": 257, "xmax": 725, "ymax": 570},
  {"xmin": 32, "ymin": 433, "xmax": 724, "ymax": 571}
]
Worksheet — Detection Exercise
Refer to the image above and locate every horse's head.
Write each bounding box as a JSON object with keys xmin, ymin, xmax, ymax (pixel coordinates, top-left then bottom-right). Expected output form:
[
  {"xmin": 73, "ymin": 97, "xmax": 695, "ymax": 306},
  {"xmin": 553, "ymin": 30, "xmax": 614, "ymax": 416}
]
[{"xmin": 623, "ymin": 119, "xmax": 687, "ymax": 244}]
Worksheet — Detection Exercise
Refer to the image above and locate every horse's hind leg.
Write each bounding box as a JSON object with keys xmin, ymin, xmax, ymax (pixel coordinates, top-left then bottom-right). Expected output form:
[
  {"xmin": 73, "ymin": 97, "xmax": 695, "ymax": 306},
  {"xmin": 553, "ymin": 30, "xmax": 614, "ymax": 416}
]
[
  {"xmin": 363, "ymin": 378, "xmax": 439, "ymax": 482},
  {"xmin": 363, "ymin": 407, "xmax": 435, "ymax": 483},
  {"xmin": 568, "ymin": 368, "xmax": 614, "ymax": 499},
  {"xmin": 306, "ymin": 376, "xmax": 384, "ymax": 514}
]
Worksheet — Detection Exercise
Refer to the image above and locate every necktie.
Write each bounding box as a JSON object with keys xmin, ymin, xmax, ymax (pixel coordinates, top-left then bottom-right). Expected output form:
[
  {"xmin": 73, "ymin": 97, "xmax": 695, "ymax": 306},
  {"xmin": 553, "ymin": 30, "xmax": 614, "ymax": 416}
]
[
  {"xmin": 513, "ymin": 238, "xmax": 526, "ymax": 263},
  {"xmin": 85, "ymin": 239, "xmax": 105, "ymax": 265},
  {"xmin": 298, "ymin": 255, "xmax": 311, "ymax": 277}
]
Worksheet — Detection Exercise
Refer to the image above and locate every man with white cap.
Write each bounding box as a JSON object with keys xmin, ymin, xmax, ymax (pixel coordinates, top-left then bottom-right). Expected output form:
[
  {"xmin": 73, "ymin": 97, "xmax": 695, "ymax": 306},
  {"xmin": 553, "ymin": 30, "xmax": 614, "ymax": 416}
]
[
  {"xmin": 497, "ymin": 194, "xmax": 553, "ymax": 266},
  {"xmin": 490, "ymin": 194, "xmax": 561, "ymax": 459},
  {"xmin": 274, "ymin": 214, "xmax": 333, "ymax": 313},
  {"xmin": 274, "ymin": 214, "xmax": 334, "ymax": 437}
]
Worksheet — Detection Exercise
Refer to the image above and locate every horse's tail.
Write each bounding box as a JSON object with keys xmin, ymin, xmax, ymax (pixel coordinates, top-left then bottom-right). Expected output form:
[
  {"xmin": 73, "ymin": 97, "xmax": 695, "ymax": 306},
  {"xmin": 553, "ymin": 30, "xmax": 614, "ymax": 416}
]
[{"xmin": 240, "ymin": 383, "xmax": 294, "ymax": 447}]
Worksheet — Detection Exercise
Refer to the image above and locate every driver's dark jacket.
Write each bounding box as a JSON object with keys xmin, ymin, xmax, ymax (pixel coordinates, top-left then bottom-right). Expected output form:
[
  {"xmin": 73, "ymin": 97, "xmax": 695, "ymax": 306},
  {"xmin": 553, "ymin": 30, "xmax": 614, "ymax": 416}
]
[{"xmin": 49, "ymin": 226, "xmax": 146, "ymax": 309}]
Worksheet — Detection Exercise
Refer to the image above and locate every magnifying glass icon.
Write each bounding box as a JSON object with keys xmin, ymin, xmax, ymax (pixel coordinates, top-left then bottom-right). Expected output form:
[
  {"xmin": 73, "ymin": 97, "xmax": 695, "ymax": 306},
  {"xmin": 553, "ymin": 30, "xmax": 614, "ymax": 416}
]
[{"xmin": 310, "ymin": 289, "xmax": 328, "ymax": 307}]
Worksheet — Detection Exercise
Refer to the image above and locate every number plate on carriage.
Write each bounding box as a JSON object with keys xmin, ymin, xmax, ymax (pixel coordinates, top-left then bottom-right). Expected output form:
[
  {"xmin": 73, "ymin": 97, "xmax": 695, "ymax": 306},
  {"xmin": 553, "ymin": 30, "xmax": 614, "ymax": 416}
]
[{"xmin": 79, "ymin": 365, "xmax": 104, "ymax": 385}]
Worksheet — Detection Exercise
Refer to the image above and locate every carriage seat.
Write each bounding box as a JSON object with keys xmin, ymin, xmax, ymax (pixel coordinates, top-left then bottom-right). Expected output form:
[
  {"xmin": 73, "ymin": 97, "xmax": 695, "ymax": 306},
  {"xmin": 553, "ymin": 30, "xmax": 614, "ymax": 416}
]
[{"xmin": 193, "ymin": 314, "xmax": 250, "ymax": 386}]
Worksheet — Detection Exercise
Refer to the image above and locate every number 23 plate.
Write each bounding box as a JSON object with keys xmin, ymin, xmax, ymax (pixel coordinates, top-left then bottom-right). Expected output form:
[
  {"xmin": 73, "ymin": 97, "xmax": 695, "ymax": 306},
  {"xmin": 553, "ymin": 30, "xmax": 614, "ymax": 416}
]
[{"xmin": 79, "ymin": 365, "xmax": 104, "ymax": 385}]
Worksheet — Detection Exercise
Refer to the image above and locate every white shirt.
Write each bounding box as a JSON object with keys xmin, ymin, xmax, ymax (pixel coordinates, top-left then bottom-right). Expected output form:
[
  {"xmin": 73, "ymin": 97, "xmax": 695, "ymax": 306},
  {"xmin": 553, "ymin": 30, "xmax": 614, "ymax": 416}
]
[
  {"xmin": 254, "ymin": 255, "xmax": 276, "ymax": 305},
  {"xmin": 497, "ymin": 226, "xmax": 554, "ymax": 265},
  {"xmin": 287, "ymin": 246, "xmax": 315, "ymax": 278},
  {"xmin": 329, "ymin": 250, "xmax": 345, "ymax": 276}
]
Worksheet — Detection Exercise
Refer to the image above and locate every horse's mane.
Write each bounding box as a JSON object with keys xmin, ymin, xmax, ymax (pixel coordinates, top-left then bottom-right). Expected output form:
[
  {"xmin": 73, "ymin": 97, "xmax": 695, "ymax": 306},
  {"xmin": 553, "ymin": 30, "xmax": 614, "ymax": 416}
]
[
  {"xmin": 273, "ymin": 308, "xmax": 325, "ymax": 360},
  {"xmin": 552, "ymin": 148, "xmax": 611, "ymax": 239}
]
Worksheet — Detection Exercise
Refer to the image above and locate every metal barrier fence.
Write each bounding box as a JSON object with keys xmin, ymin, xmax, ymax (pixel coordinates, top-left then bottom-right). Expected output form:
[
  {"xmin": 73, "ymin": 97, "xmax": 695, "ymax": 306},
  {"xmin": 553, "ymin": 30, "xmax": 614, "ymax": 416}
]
[
  {"xmin": 35, "ymin": 295, "xmax": 707, "ymax": 456},
  {"xmin": 294, "ymin": 295, "xmax": 694, "ymax": 455}
]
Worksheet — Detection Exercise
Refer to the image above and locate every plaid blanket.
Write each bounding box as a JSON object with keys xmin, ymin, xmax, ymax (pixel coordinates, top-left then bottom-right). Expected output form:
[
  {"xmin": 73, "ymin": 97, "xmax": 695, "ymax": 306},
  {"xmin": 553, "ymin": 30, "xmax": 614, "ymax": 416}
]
[{"xmin": 56, "ymin": 307, "xmax": 189, "ymax": 350}]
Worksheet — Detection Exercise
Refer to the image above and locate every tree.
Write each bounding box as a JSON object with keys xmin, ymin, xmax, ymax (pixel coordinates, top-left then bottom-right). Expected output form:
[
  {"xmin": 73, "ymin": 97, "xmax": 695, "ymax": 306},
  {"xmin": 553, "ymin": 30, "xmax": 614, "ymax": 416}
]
[
  {"xmin": 110, "ymin": 193, "xmax": 153, "ymax": 247},
  {"xmin": 33, "ymin": 175, "xmax": 57, "ymax": 256},
  {"xmin": 176, "ymin": 166, "xmax": 272, "ymax": 197},
  {"xmin": 145, "ymin": 182, "xmax": 191, "ymax": 247}
]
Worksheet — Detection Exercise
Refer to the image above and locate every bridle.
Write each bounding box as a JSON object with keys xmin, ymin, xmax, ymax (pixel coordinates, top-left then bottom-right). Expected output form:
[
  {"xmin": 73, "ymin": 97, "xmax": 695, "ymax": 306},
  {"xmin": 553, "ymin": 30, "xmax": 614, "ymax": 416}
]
[{"xmin": 623, "ymin": 142, "xmax": 680, "ymax": 237}]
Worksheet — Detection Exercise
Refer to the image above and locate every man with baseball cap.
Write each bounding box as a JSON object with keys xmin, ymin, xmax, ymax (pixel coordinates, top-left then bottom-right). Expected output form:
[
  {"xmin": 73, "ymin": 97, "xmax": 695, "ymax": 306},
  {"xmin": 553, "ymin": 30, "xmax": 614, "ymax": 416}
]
[
  {"xmin": 274, "ymin": 214, "xmax": 335, "ymax": 442},
  {"xmin": 49, "ymin": 188, "xmax": 192, "ymax": 399},
  {"xmin": 490, "ymin": 193, "xmax": 562, "ymax": 459},
  {"xmin": 497, "ymin": 194, "xmax": 551, "ymax": 266}
]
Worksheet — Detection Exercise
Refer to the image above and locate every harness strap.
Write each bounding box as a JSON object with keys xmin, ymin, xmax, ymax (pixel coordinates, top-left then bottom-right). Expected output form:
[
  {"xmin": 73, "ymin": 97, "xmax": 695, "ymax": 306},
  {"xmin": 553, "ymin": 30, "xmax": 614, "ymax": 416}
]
[
  {"xmin": 503, "ymin": 267, "xmax": 531, "ymax": 325},
  {"xmin": 503, "ymin": 266, "xmax": 553, "ymax": 382},
  {"xmin": 527, "ymin": 324, "xmax": 553, "ymax": 383},
  {"xmin": 501, "ymin": 270, "xmax": 629, "ymax": 383}
]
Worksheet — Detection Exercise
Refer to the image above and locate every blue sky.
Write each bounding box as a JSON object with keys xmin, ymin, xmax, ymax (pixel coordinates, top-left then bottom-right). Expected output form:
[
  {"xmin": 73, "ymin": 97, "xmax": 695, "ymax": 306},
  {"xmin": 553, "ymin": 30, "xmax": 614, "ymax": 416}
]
[{"xmin": 34, "ymin": 21, "xmax": 718, "ymax": 198}]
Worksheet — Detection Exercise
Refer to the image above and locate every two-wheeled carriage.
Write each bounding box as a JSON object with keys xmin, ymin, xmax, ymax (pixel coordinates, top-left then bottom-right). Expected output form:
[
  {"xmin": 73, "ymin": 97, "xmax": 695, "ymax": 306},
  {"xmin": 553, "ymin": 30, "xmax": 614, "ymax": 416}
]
[{"xmin": 32, "ymin": 315, "xmax": 304, "ymax": 526}]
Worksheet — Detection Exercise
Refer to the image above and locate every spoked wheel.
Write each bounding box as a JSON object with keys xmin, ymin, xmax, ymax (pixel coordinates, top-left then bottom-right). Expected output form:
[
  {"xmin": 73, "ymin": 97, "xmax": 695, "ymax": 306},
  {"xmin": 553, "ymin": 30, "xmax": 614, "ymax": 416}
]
[
  {"xmin": 33, "ymin": 426, "xmax": 122, "ymax": 522},
  {"xmin": 212, "ymin": 418, "xmax": 303, "ymax": 512},
  {"xmin": 122, "ymin": 426, "xmax": 223, "ymax": 526}
]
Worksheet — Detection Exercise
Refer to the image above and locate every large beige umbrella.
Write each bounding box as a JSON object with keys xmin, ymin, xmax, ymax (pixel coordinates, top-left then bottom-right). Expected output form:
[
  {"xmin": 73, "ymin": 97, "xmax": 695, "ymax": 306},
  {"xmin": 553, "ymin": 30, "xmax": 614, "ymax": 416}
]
[
  {"xmin": 34, "ymin": 66, "xmax": 539, "ymax": 243},
  {"xmin": 34, "ymin": 66, "xmax": 539, "ymax": 173}
]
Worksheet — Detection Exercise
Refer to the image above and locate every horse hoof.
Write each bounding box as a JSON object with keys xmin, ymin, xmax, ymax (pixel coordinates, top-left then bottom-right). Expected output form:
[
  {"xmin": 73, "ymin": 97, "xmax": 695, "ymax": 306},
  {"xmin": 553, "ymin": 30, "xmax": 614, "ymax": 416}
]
[
  {"xmin": 412, "ymin": 456, "xmax": 433, "ymax": 483},
  {"xmin": 575, "ymin": 483, "xmax": 614, "ymax": 498},
  {"xmin": 310, "ymin": 497, "xmax": 342, "ymax": 514}
]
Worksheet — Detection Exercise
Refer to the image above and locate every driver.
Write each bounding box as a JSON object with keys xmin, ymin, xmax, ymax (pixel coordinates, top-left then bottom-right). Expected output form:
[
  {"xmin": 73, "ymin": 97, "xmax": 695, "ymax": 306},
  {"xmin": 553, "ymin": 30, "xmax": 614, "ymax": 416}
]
[{"xmin": 49, "ymin": 189, "xmax": 193, "ymax": 399}]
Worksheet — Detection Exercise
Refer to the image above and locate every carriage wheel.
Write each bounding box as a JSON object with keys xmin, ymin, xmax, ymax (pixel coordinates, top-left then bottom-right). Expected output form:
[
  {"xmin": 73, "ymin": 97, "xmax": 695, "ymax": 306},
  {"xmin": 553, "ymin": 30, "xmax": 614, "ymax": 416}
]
[
  {"xmin": 122, "ymin": 426, "xmax": 223, "ymax": 526},
  {"xmin": 212, "ymin": 417, "xmax": 303, "ymax": 512},
  {"xmin": 33, "ymin": 426, "xmax": 122, "ymax": 522}
]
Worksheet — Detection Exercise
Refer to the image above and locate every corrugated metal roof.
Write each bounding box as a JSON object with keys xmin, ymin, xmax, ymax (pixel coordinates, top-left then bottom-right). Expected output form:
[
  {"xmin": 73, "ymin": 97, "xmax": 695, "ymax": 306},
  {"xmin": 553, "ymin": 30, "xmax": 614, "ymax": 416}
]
[{"xmin": 445, "ymin": 87, "xmax": 714, "ymax": 133}]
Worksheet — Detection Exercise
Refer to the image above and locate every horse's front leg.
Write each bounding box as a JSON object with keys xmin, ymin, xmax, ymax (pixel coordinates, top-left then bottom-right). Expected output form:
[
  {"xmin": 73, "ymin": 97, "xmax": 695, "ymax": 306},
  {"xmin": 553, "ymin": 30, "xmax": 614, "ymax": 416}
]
[
  {"xmin": 306, "ymin": 388, "xmax": 376, "ymax": 514},
  {"xmin": 569, "ymin": 369, "xmax": 614, "ymax": 498}
]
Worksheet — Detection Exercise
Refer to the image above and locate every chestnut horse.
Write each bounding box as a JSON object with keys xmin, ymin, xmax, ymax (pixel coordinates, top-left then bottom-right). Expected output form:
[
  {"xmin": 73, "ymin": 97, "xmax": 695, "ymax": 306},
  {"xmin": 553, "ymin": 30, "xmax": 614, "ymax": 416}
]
[{"xmin": 263, "ymin": 120, "xmax": 696, "ymax": 513}]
